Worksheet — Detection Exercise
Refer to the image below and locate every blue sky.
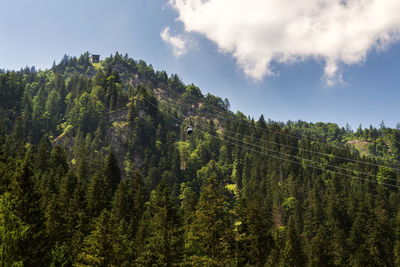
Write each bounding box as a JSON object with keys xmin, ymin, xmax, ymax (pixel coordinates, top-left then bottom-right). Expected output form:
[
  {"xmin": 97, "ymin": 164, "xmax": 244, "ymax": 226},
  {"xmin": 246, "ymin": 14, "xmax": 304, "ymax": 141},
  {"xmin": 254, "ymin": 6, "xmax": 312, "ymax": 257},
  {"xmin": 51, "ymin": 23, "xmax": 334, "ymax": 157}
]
[{"xmin": 1, "ymin": 0, "xmax": 400, "ymax": 129}]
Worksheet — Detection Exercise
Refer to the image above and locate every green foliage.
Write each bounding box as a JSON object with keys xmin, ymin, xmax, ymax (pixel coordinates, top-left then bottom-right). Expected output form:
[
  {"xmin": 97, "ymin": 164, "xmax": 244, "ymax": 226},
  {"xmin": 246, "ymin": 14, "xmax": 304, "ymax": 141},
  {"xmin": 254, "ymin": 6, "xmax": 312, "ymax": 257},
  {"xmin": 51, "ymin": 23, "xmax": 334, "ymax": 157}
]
[
  {"xmin": 75, "ymin": 210, "xmax": 126, "ymax": 266},
  {"xmin": 185, "ymin": 161, "xmax": 234, "ymax": 265},
  {"xmin": 136, "ymin": 179, "xmax": 182, "ymax": 266},
  {"xmin": 0, "ymin": 52, "xmax": 400, "ymax": 265},
  {"xmin": 0, "ymin": 193, "xmax": 29, "ymax": 267},
  {"xmin": 10, "ymin": 160, "xmax": 47, "ymax": 266}
]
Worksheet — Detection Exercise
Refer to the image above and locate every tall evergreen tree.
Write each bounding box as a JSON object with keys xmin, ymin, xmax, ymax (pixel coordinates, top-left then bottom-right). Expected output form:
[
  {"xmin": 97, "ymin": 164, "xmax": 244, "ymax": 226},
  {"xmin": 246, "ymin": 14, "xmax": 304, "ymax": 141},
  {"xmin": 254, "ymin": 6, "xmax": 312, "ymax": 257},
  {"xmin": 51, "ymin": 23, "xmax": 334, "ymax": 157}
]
[
  {"xmin": 0, "ymin": 193, "xmax": 29, "ymax": 267},
  {"xmin": 136, "ymin": 179, "xmax": 182, "ymax": 266},
  {"xmin": 185, "ymin": 161, "xmax": 234, "ymax": 266},
  {"xmin": 281, "ymin": 215, "xmax": 305, "ymax": 267},
  {"xmin": 11, "ymin": 160, "xmax": 47, "ymax": 266},
  {"xmin": 103, "ymin": 152, "xmax": 121, "ymax": 199},
  {"xmin": 75, "ymin": 209, "xmax": 126, "ymax": 266}
]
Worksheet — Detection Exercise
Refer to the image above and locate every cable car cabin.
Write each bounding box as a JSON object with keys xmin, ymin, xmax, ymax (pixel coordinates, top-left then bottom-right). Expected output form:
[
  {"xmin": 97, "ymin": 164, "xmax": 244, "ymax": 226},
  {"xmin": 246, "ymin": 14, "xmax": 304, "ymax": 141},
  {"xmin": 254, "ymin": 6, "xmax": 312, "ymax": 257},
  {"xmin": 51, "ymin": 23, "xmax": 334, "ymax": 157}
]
[
  {"xmin": 90, "ymin": 54, "xmax": 100, "ymax": 63},
  {"xmin": 186, "ymin": 126, "xmax": 193, "ymax": 134}
]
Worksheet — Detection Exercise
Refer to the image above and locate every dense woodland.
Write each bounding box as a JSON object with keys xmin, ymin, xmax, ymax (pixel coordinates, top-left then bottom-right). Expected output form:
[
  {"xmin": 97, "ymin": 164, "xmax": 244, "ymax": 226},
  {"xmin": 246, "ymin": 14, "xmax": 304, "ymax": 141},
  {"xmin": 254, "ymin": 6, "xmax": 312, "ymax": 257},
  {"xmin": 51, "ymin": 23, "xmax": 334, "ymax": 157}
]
[{"xmin": 1, "ymin": 52, "xmax": 400, "ymax": 266}]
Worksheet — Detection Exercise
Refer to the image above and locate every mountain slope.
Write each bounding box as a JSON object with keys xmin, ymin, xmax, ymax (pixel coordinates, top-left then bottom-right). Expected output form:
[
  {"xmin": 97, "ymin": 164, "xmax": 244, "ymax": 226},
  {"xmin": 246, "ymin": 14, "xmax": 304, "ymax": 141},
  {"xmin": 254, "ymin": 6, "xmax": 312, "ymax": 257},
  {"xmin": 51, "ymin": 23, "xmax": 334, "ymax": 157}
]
[{"xmin": 0, "ymin": 52, "xmax": 400, "ymax": 266}]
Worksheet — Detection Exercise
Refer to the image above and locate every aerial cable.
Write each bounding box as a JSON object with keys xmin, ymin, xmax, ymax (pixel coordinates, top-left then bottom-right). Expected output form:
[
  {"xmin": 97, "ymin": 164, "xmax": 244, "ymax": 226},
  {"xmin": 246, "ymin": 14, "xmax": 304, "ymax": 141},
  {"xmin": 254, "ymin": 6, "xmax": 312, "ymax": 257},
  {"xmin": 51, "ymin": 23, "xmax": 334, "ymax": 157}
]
[
  {"xmin": 170, "ymin": 111, "xmax": 400, "ymax": 183},
  {"xmin": 185, "ymin": 117, "xmax": 400, "ymax": 179},
  {"xmin": 203, "ymin": 126, "xmax": 400, "ymax": 189},
  {"xmin": 142, "ymin": 97, "xmax": 400, "ymax": 189},
  {"xmin": 153, "ymin": 96, "xmax": 400, "ymax": 172},
  {"xmin": 162, "ymin": 92, "xmax": 350, "ymax": 151},
  {"xmin": 214, "ymin": 122, "xmax": 400, "ymax": 172},
  {"xmin": 168, "ymin": 92, "xmax": 400, "ymax": 169},
  {"xmin": 192, "ymin": 122, "xmax": 400, "ymax": 183},
  {"xmin": 149, "ymin": 96, "xmax": 400, "ymax": 178},
  {"xmin": 200, "ymin": 105, "xmax": 400, "ymax": 169}
]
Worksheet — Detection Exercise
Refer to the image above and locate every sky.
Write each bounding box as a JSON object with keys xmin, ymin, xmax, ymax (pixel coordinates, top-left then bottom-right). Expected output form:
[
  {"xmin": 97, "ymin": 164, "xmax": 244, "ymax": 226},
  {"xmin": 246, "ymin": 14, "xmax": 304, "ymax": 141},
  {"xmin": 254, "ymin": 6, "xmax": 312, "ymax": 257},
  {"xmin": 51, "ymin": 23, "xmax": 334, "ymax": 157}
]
[{"xmin": 1, "ymin": 0, "xmax": 400, "ymax": 129}]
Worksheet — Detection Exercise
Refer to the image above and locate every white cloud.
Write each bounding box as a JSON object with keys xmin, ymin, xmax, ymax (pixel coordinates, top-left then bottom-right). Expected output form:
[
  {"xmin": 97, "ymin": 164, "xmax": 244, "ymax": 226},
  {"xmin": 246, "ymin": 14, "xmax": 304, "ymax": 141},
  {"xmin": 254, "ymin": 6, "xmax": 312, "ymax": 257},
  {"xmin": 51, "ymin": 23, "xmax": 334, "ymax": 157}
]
[
  {"xmin": 168, "ymin": 0, "xmax": 400, "ymax": 85},
  {"xmin": 160, "ymin": 27, "xmax": 188, "ymax": 57}
]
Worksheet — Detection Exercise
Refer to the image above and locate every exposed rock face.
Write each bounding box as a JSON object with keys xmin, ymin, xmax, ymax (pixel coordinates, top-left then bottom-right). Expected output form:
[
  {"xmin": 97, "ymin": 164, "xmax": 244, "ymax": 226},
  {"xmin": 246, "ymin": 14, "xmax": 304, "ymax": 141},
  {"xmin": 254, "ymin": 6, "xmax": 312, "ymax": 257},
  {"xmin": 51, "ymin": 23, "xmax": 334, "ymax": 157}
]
[
  {"xmin": 106, "ymin": 108, "xmax": 130, "ymax": 165},
  {"xmin": 347, "ymin": 140, "xmax": 369, "ymax": 145},
  {"xmin": 106, "ymin": 107, "xmax": 129, "ymax": 123}
]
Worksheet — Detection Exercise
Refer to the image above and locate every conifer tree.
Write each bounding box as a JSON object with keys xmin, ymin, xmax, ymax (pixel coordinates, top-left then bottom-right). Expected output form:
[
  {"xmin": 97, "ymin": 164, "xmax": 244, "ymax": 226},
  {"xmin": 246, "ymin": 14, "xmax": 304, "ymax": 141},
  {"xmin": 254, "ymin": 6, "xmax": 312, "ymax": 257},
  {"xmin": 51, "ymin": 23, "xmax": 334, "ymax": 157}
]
[
  {"xmin": 86, "ymin": 172, "xmax": 109, "ymax": 218},
  {"xmin": 136, "ymin": 179, "xmax": 182, "ymax": 266},
  {"xmin": 0, "ymin": 193, "xmax": 29, "ymax": 267},
  {"xmin": 185, "ymin": 161, "xmax": 234, "ymax": 265},
  {"xmin": 238, "ymin": 193, "xmax": 273, "ymax": 266},
  {"xmin": 394, "ymin": 212, "xmax": 400, "ymax": 266},
  {"xmin": 281, "ymin": 215, "xmax": 305, "ymax": 267},
  {"xmin": 111, "ymin": 170, "xmax": 144, "ymax": 239},
  {"xmin": 103, "ymin": 152, "xmax": 121, "ymax": 199},
  {"xmin": 76, "ymin": 209, "xmax": 125, "ymax": 266},
  {"xmin": 11, "ymin": 160, "xmax": 47, "ymax": 266}
]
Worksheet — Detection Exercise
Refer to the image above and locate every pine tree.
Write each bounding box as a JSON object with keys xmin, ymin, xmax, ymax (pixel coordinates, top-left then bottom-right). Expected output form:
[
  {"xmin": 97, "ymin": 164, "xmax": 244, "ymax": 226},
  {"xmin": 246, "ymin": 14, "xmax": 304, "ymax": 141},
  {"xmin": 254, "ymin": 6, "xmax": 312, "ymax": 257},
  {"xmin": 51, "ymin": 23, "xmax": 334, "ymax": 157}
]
[
  {"xmin": 136, "ymin": 179, "xmax": 182, "ymax": 266},
  {"xmin": 185, "ymin": 161, "xmax": 234, "ymax": 265},
  {"xmin": 238, "ymin": 193, "xmax": 273, "ymax": 266},
  {"xmin": 348, "ymin": 193, "xmax": 374, "ymax": 266},
  {"xmin": 11, "ymin": 160, "xmax": 47, "ymax": 266},
  {"xmin": 103, "ymin": 152, "xmax": 121, "ymax": 200},
  {"xmin": 0, "ymin": 193, "xmax": 29, "ymax": 267},
  {"xmin": 281, "ymin": 215, "xmax": 305, "ymax": 267},
  {"xmin": 394, "ymin": 212, "xmax": 400, "ymax": 266},
  {"xmin": 86, "ymin": 172, "xmax": 109, "ymax": 218},
  {"xmin": 111, "ymin": 170, "xmax": 144, "ymax": 239},
  {"xmin": 75, "ymin": 210, "xmax": 126, "ymax": 266},
  {"xmin": 36, "ymin": 135, "xmax": 52, "ymax": 171}
]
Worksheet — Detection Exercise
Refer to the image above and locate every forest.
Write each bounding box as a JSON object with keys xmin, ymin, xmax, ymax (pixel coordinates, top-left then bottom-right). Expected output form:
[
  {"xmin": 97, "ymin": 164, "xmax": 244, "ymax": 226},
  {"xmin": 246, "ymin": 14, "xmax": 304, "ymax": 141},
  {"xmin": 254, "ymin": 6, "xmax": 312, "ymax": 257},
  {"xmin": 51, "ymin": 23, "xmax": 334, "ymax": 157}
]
[{"xmin": 1, "ymin": 52, "xmax": 400, "ymax": 266}]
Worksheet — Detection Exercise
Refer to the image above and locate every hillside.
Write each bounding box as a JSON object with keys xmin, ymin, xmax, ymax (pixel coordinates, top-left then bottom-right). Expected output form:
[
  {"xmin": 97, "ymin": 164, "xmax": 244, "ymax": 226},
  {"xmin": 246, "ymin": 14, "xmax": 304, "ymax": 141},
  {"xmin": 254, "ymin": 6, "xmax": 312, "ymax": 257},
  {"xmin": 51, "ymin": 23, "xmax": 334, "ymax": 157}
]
[{"xmin": 1, "ymin": 52, "xmax": 400, "ymax": 266}]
